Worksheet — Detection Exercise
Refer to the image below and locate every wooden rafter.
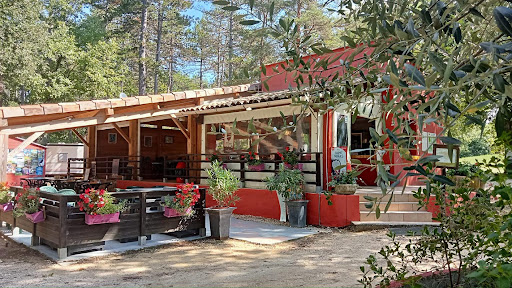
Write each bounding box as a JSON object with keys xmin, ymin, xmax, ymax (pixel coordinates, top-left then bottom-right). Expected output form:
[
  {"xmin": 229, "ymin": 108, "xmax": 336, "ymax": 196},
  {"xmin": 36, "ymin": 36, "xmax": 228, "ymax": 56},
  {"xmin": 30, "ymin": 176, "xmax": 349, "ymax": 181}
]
[
  {"xmin": 8, "ymin": 132, "xmax": 44, "ymax": 158},
  {"xmin": 112, "ymin": 122, "xmax": 131, "ymax": 143},
  {"xmin": 171, "ymin": 117, "xmax": 190, "ymax": 140},
  {"xmin": 71, "ymin": 128, "xmax": 89, "ymax": 147}
]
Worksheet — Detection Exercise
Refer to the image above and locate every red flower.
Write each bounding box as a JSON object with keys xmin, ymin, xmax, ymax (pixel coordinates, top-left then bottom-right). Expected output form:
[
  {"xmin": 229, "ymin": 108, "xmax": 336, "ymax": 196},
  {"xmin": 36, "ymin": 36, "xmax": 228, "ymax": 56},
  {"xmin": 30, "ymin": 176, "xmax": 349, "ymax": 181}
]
[
  {"xmin": 285, "ymin": 147, "xmax": 290, "ymax": 151},
  {"xmin": 84, "ymin": 197, "xmax": 90, "ymax": 204},
  {"xmin": 88, "ymin": 204, "xmax": 94, "ymax": 208}
]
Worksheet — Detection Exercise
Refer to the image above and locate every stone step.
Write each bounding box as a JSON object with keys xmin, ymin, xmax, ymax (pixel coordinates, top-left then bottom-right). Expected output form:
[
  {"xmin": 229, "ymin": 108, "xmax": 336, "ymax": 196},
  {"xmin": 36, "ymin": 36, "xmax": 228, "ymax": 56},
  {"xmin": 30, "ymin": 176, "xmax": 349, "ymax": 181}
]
[
  {"xmin": 351, "ymin": 221, "xmax": 440, "ymax": 232},
  {"xmin": 359, "ymin": 211, "xmax": 432, "ymax": 222},
  {"xmin": 356, "ymin": 192, "xmax": 418, "ymax": 203},
  {"xmin": 359, "ymin": 202, "xmax": 426, "ymax": 212}
]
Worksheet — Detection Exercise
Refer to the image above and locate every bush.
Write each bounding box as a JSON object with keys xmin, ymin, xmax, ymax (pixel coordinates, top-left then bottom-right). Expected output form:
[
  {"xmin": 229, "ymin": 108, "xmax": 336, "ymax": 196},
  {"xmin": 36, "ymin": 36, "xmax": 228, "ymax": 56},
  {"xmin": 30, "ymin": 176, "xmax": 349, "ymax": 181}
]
[{"xmin": 460, "ymin": 138, "xmax": 491, "ymax": 157}]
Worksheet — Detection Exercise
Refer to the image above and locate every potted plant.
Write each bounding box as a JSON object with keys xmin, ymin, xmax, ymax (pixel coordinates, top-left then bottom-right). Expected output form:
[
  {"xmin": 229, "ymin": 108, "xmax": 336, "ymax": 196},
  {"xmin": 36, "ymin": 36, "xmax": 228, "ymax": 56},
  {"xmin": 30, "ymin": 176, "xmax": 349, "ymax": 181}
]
[
  {"xmin": 0, "ymin": 183, "xmax": 13, "ymax": 212},
  {"xmin": 265, "ymin": 166, "xmax": 308, "ymax": 228},
  {"xmin": 243, "ymin": 151, "xmax": 265, "ymax": 171},
  {"xmin": 328, "ymin": 169, "xmax": 361, "ymax": 195},
  {"xmin": 205, "ymin": 160, "xmax": 240, "ymax": 240},
  {"xmin": 161, "ymin": 183, "xmax": 200, "ymax": 218},
  {"xmin": 208, "ymin": 152, "xmax": 227, "ymax": 169},
  {"xmin": 78, "ymin": 188, "xmax": 127, "ymax": 225},
  {"xmin": 13, "ymin": 188, "xmax": 45, "ymax": 223},
  {"xmin": 277, "ymin": 147, "xmax": 303, "ymax": 170},
  {"xmin": 447, "ymin": 162, "xmax": 485, "ymax": 190}
]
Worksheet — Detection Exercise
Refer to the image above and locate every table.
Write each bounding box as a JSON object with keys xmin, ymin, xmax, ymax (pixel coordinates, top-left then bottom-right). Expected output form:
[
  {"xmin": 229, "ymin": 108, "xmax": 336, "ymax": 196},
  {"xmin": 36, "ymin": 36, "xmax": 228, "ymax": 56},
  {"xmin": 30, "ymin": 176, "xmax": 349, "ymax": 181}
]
[{"xmin": 20, "ymin": 177, "xmax": 55, "ymax": 188}]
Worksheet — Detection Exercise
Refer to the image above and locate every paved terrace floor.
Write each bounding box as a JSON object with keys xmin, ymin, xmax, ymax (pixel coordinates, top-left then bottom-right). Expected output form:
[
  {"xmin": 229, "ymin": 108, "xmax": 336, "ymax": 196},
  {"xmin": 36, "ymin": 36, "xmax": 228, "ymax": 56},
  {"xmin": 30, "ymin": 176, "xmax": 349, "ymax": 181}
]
[{"xmin": 0, "ymin": 215, "xmax": 318, "ymax": 262}]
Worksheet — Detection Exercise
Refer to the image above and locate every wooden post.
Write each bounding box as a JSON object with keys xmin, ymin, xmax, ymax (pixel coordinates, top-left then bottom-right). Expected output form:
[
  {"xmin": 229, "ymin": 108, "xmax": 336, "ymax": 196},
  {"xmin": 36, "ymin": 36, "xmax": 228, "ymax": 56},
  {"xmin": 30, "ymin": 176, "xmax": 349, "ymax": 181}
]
[
  {"xmin": 0, "ymin": 134, "xmax": 8, "ymax": 183},
  {"xmin": 139, "ymin": 191, "xmax": 147, "ymax": 246},
  {"xmin": 187, "ymin": 115, "xmax": 201, "ymax": 182},
  {"xmin": 129, "ymin": 120, "xmax": 140, "ymax": 179},
  {"xmin": 86, "ymin": 126, "xmax": 97, "ymax": 161}
]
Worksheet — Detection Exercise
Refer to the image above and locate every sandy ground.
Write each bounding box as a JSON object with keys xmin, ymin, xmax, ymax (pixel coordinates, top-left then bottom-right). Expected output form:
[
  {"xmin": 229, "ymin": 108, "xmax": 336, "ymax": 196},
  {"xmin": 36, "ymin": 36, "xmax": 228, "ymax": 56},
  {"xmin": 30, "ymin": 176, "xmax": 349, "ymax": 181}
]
[{"xmin": 0, "ymin": 218, "xmax": 398, "ymax": 288}]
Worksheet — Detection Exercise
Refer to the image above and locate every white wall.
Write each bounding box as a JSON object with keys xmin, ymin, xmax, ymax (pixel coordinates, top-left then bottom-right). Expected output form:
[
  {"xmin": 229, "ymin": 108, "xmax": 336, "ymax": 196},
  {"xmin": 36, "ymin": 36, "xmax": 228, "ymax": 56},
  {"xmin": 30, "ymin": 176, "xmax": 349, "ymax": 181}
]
[{"xmin": 46, "ymin": 144, "xmax": 84, "ymax": 175}]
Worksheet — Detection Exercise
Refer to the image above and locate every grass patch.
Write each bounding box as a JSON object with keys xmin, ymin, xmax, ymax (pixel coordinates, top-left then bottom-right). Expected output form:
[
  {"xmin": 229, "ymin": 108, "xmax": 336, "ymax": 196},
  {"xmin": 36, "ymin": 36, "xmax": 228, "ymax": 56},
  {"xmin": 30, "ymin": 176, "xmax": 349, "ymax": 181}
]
[{"xmin": 460, "ymin": 154, "xmax": 504, "ymax": 174}]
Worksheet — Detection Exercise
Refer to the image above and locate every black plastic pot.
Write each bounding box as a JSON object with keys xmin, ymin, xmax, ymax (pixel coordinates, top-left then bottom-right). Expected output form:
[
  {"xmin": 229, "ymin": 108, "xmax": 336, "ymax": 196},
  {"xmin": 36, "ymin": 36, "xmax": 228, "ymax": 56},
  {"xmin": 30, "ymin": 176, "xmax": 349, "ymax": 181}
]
[{"xmin": 285, "ymin": 200, "xmax": 309, "ymax": 228}]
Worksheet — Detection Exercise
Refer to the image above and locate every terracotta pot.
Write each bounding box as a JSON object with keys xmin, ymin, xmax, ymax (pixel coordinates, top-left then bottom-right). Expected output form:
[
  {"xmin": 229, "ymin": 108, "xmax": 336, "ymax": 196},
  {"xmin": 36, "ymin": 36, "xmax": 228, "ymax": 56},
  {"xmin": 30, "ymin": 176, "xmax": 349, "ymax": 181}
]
[
  {"xmin": 0, "ymin": 202, "xmax": 13, "ymax": 212},
  {"xmin": 85, "ymin": 212, "xmax": 120, "ymax": 225},
  {"xmin": 25, "ymin": 210, "xmax": 45, "ymax": 223},
  {"xmin": 164, "ymin": 206, "xmax": 192, "ymax": 218},
  {"xmin": 248, "ymin": 163, "xmax": 265, "ymax": 171},
  {"xmin": 334, "ymin": 184, "xmax": 358, "ymax": 195}
]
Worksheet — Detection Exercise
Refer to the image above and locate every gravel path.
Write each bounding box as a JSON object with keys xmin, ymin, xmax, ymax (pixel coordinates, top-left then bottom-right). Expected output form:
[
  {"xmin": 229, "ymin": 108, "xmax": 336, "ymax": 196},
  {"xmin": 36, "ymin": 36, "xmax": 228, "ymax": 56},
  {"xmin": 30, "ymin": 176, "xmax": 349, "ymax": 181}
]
[{"xmin": 0, "ymin": 220, "xmax": 397, "ymax": 288}]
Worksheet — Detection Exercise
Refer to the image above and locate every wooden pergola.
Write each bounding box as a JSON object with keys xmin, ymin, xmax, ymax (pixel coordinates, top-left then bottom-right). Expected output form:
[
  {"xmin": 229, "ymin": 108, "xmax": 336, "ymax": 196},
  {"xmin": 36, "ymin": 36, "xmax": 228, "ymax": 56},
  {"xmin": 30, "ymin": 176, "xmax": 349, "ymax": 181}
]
[
  {"xmin": 0, "ymin": 85, "xmax": 256, "ymax": 182},
  {"xmin": 0, "ymin": 84, "xmax": 296, "ymax": 182}
]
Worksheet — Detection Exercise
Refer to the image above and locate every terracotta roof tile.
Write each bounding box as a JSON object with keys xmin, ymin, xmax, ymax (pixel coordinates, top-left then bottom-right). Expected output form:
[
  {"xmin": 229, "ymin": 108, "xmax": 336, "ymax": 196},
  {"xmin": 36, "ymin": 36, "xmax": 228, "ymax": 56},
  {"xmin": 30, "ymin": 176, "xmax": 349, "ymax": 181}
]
[
  {"xmin": 40, "ymin": 104, "xmax": 63, "ymax": 115},
  {"xmin": 2, "ymin": 107, "xmax": 25, "ymax": 118},
  {"xmin": 161, "ymin": 93, "xmax": 175, "ymax": 101},
  {"xmin": 173, "ymin": 91, "xmax": 186, "ymax": 100},
  {"xmin": 59, "ymin": 102, "xmax": 80, "ymax": 113},
  {"xmin": 135, "ymin": 96, "xmax": 152, "ymax": 105},
  {"xmin": 204, "ymin": 89, "xmax": 216, "ymax": 96},
  {"xmin": 92, "ymin": 100, "xmax": 111, "ymax": 109},
  {"xmin": 184, "ymin": 90, "xmax": 196, "ymax": 99},
  {"xmin": 149, "ymin": 95, "xmax": 164, "ymax": 103},
  {"xmin": 76, "ymin": 101, "xmax": 97, "ymax": 111},
  {"xmin": 108, "ymin": 99, "xmax": 126, "ymax": 108},
  {"xmin": 122, "ymin": 97, "xmax": 139, "ymax": 106},
  {"xmin": 21, "ymin": 105, "xmax": 44, "ymax": 116},
  {"xmin": 195, "ymin": 90, "xmax": 207, "ymax": 97}
]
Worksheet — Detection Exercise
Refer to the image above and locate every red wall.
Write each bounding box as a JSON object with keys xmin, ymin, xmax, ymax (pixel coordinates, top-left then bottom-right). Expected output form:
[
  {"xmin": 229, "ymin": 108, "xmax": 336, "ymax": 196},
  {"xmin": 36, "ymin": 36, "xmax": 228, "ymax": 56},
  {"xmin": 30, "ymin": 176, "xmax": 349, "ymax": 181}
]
[
  {"xmin": 261, "ymin": 45, "xmax": 376, "ymax": 92},
  {"xmin": 117, "ymin": 181, "xmax": 359, "ymax": 227}
]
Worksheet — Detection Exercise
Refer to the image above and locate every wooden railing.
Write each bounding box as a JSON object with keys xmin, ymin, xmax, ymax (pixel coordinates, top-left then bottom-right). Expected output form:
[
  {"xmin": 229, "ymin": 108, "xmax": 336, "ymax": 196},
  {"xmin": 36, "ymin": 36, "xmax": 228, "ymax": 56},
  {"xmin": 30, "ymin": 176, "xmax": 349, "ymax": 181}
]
[{"xmin": 1, "ymin": 187, "xmax": 206, "ymax": 259}]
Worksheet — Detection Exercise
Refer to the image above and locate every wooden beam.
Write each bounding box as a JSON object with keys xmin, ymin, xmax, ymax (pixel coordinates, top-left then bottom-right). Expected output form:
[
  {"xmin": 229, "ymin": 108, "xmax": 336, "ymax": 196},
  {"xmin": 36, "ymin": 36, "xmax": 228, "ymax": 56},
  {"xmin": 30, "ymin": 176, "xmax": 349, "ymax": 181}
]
[
  {"xmin": 111, "ymin": 122, "xmax": 131, "ymax": 143},
  {"xmin": 171, "ymin": 117, "xmax": 190, "ymax": 140},
  {"xmin": 0, "ymin": 134, "xmax": 8, "ymax": 183},
  {"xmin": 86, "ymin": 126, "xmax": 97, "ymax": 159},
  {"xmin": 7, "ymin": 132, "xmax": 44, "ymax": 159},
  {"xmin": 71, "ymin": 128, "xmax": 89, "ymax": 147},
  {"xmin": 128, "ymin": 120, "xmax": 140, "ymax": 179}
]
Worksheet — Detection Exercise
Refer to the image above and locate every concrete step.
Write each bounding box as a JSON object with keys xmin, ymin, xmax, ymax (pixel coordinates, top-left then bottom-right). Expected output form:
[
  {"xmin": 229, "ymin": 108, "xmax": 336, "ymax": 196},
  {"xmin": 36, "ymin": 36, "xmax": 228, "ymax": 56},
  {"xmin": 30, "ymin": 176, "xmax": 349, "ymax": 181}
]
[
  {"xmin": 356, "ymin": 192, "xmax": 418, "ymax": 203},
  {"xmin": 359, "ymin": 211, "xmax": 433, "ymax": 222},
  {"xmin": 359, "ymin": 202, "xmax": 426, "ymax": 212},
  {"xmin": 351, "ymin": 221, "xmax": 440, "ymax": 232}
]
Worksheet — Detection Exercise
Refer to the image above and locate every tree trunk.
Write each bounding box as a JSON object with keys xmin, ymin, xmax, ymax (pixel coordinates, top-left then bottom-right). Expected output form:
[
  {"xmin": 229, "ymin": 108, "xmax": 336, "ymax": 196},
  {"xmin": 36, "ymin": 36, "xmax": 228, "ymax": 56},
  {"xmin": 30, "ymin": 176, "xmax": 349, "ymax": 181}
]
[
  {"xmin": 167, "ymin": 60, "xmax": 174, "ymax": 93},
  {"xmin": 138, "ymin": 0, "xmax": 149, "ymax": 96},
  {"xmin": 154, "ymin": 0, "xmax": 164, "ymax": 94},
  {"xmin": 199, "ymin": 48, "xmax": 204, "ymax": 89},
  {"xmin": 227, "ymin": 1, "xmax": 234, "ymax": 83}
]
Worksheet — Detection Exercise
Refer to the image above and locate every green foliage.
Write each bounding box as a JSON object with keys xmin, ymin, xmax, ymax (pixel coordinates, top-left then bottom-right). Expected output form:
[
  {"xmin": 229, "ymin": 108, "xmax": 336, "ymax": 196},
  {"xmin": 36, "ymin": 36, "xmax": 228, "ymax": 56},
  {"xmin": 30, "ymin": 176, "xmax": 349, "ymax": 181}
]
[
  {"xmin": 446, "ymin": 162, "xmax": 483, "ymax": 177},
  {"xmin": 206, "ymin": 161, "xmax": 240, "ymax": 207},
  {"xmin": 328, "ymin": 169, "xmax": 360, "ymax": 186},
  {"xmin": 0, "ymin": 183, "xmax": 12, "ymax": 204},
  {"xmin": 96, "ymin": 194, "xmax": 127, "ymax": 215},
  {"xmin": 265, "ymin": 166, "xmax": 305, "ymax": 201},
  {"xmin": 460, "ymin": 138, "xmax": 491, "ymax": 157}
]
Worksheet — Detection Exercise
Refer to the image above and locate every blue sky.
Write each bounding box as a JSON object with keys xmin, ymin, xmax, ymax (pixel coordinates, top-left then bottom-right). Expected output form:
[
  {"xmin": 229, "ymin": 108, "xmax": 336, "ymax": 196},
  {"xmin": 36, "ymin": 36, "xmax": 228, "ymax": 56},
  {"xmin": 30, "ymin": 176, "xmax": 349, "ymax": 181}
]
[{"xmin": 183, "ymin": 1, "xmax": 212, "ymax": 20}]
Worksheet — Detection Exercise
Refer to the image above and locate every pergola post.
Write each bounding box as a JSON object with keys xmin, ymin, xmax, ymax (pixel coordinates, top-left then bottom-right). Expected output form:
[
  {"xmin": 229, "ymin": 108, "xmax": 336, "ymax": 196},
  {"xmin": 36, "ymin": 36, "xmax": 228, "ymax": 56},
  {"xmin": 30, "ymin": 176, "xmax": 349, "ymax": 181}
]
[
  {"xmin": 187, "ymin": 115, "xmax": 201, "ymax": 182},
  {"xmin": 129, "ymin": 120, "xmax": 140, "ymax": 179},
  {"xmin": 86, "ymin": 126, "xmax": 97, "ymax": 160},
  {"xmin": 0, "ymin": 134, "xmax": 8, "ymax": 183}
]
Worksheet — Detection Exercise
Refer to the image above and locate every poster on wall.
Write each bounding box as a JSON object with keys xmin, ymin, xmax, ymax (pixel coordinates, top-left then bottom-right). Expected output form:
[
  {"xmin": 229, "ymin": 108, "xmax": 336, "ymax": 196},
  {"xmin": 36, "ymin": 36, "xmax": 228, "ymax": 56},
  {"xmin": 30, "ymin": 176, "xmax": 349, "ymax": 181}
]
[
  {"xmin": 7, "ymin": 149, "xmax": 45, "ymax": 176},
  {"xmin": 331, "ymin": 147, "xmax": 347, "ymax": 172}
]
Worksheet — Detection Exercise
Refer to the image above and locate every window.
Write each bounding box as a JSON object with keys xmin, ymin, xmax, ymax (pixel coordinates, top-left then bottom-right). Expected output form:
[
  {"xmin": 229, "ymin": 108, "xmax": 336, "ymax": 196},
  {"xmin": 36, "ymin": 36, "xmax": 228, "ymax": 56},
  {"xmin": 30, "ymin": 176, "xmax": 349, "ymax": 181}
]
[
  {"xmin": 58, "ymin": 153, "xmax": 68, "ymax": 163},
  {"xmin": 206, "ymin": 114, "xmax": 311, "ymax": 156}
]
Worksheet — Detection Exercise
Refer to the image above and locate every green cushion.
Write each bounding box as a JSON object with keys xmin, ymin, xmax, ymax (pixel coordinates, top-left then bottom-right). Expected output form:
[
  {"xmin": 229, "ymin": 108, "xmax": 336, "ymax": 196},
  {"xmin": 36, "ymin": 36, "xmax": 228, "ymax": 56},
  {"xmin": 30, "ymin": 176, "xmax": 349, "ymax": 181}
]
[
  {"xmin": 39, "ymin": 186, "xmax": 58, "ymax": 193},
  {"xmin": 58, "ymin": 189, "xmax": 77, "ymax": 195}
]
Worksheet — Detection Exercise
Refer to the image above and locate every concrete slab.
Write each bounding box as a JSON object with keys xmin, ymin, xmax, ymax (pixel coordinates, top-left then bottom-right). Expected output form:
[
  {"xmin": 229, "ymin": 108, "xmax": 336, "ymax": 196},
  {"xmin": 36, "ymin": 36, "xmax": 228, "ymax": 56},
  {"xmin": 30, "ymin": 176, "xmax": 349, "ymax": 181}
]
[{"xmin": 1, "ymin": 215, "xmax": 318, "ymax": 262}]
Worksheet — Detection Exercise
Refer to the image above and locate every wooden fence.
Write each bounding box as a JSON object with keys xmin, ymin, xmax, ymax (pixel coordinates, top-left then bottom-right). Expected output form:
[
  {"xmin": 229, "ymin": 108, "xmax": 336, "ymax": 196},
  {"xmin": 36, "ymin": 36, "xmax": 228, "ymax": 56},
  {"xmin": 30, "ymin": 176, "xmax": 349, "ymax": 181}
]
[{"xmin": 1, "ymin": 187, "xmax": 206, "ymax": 259}]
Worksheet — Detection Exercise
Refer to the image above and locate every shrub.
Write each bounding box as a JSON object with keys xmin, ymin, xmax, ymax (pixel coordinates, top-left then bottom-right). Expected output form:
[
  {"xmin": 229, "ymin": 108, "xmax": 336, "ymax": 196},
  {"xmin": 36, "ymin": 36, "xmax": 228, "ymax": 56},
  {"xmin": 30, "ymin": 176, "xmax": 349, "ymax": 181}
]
[
  {"xmin": 460, "ymin": 138, "xmax": 491, "ymax": 157},
  {"xmin": 265, "ymin": 166, "xmax": 305, "ymax": 200},
  {"xmin": 0, "ymin": 183, "xmax": 12, "ymax": 204},
  {"xmin": 206, "ymin": 160, "xmax": 240, "ymax": 207}
]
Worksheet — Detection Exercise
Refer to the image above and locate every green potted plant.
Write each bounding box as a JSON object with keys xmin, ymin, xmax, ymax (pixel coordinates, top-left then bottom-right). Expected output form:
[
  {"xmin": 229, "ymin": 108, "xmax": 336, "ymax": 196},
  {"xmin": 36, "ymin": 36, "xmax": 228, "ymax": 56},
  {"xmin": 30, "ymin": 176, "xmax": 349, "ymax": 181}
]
[
  {"xmin": 0, "ymin": 183, "xmax": 13, "ymax": 212},
  {"xmin": 265, "ymin": 166, "xmax": 308, "ymax": 228},
  {"xmin": 205, "ymin": 160, "xmax": 240, "ymax": 240},
  {"xmin": 78, "ymin": 188, "xmax": 127, "ymax": 225},
  {"xmin": 328, "ymin": 169, "xmax": 361, "ymax": 195},
  {"xmin": 161, "ymin": 183, "xmax": 200, "ymax": 218},
  {"xmin": 14, "ymin": 188, "xmax": 45, "ymax": 223},
  {"xmin": 447, "ymin": 162, "xmax": 486, "ymax": 190}
]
